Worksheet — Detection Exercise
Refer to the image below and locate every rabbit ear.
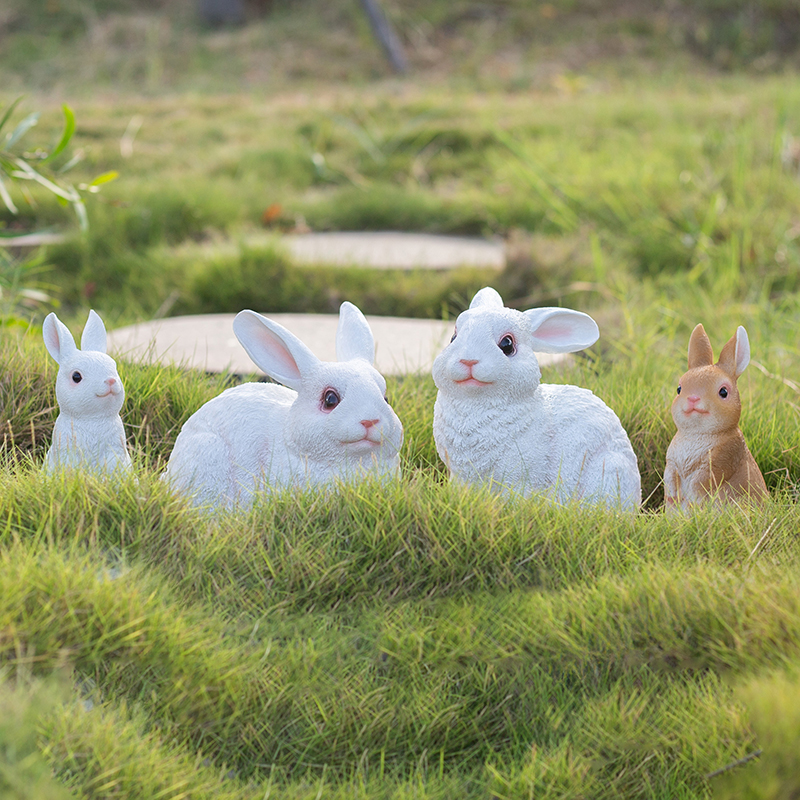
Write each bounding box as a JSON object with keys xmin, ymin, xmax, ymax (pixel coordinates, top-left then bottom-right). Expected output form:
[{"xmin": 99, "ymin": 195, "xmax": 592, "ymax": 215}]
[
  {"xmin": 524, "ymin": 307, "xmax": 600, "ymax": 354},
  {"xmin": 335, "ymin": 301, "xmax": 375, "ymax": 364},
  {"xmin": 469, "ymin": 287, "xmax": 504, "ymax": 309},
  {"xmin": 233, "ymin": 310, "xmax": 319, "ymax": 391},
  {"xmin": 717, "ymin": 325, "xmax": 750, "ymax": 378},
  {"xmin": 42, "ymin": 313, "xmax": 77, "ymax": 365},
  {"xmin": 688, "ymin": 323, "xmax": 714, "ymax": 369},
  {"xmin": 81, "ymin": 310, "xmax": 108, "ymax": 353}
]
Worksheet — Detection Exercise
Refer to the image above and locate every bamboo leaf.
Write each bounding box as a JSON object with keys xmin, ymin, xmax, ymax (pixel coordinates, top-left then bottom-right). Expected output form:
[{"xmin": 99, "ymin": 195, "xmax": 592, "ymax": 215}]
[
  {"xmin": 0, "ymin": 97, "xmax": 23, "ymax": 138},
  {"xmin": 0, "ymin": 174, "xmax": 18, "ymax": 214},
  {"xmin": 72, "ymin": 198, "xmax": 88, "ymax": 231},
  {"xmin": 5, "ymin": 113, "xmax": 40, "ymax": 149},
  {"xmin": 12, "ymin": 159, "xmax": 78, "ymax": 202},
  {"xmin": 88, "ymin": 170, "xmax": 119, "ymax": 187},
  {"xmin": 57, "ymin": 150, "xmax": 84, "ymax": 174},
  {"xmin": 42, "ymin": 105, "xmax": 76, "ymax": 164}
]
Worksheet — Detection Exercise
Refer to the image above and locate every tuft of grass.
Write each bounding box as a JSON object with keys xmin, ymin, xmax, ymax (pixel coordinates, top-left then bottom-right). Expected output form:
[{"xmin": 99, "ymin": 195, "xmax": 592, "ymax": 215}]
[
  {"xmin": 713, "ymin": 668, "xmax": 800, "ymax": 799},
  {"xmin": 0, "ymin": 672, "xmax": 74, "ymax": 800}
]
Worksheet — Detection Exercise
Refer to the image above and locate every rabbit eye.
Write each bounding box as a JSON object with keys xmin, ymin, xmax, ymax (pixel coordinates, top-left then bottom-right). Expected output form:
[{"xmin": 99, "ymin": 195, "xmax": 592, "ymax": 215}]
[
  {"xmin": 719, "ymin": 386, "xmax": 728, "ymax": 398},
  {"xmin": 71, "ymin": 371, "xmax": 83, "ymax": 384},
  {"xmin": 677, "ymin": 385, "xmax": 681, "ymax": 395},
  {"xmin": 321, "ymin": 389, "xmax": 340, "ymax": 411},
  {"xmin": 450, "ymin": 330, "xmax": 457, "ymax": 343},
  {"xmin": 498, "ymin": 334, "xmax": 516, "ymax": 357}
]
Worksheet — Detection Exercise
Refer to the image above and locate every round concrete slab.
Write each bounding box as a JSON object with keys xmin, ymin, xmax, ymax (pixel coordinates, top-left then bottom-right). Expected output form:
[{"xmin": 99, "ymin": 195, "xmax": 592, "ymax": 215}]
[
  {"xmin": 163, "ymin": 231, "xmax": 505, "ymax": 271},
  {"xmin": 108, "ymin": 313, "xmax": 567, "ymax": 377},
  {"xmin": 286, "ymin": 232, "xmax": 505, "ymax": 270}
]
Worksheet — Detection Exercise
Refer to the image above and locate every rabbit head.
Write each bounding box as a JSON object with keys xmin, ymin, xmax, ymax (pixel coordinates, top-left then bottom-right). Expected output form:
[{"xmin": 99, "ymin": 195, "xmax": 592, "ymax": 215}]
[
  {"xmin": 233, "ymin": 302, "xmax": 403, "ymax": 467},
  {"xmin": 672, "ymin": 323, "xmax": 749, "ymax": 435},
  {"xmin": 43, "ymin": 310, "xmax": 126, "ymax": 418},
  {"xmin": 432, "ymin": 287, "xmax": 600, "ymax": 400}
]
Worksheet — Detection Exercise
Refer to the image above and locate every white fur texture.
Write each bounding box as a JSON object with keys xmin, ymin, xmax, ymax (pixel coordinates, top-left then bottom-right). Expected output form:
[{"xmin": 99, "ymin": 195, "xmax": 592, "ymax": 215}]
[
  {"xmin": 432, "ymin": 287, "xmax": 641, "ymax": 508},
  {"xmin": 43, "ymin": 310, "xmax": 132, "ymax": 475},
  {"xmin": 164, "ymin": 302, "xmax": 404, "ymax": 509}
]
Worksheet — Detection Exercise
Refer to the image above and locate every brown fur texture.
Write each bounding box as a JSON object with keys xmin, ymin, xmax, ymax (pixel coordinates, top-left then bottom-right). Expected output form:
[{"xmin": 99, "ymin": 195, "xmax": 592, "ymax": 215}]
[{"xmin": 664, "ymin": 323, "xmax": 768, "ymax": 511}]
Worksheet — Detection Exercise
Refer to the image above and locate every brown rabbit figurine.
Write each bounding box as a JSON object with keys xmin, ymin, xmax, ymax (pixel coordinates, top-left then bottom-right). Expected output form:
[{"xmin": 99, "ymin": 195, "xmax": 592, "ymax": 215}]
[{"xmin": 664, "ymin": 323, "xmax": 768, "ymax": 511}]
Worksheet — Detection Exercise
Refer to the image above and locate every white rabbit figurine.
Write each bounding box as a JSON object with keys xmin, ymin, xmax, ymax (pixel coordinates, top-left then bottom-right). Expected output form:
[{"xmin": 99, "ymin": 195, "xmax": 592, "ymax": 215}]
[
  {"xmin": 164, "ymin": 302, "xmax": 404, "ymax": 509},
  {"xmin": 432, "ymin": 287, "xmax": 641, "ymax": 509},
  {"xmin": 43, "ymin": 310, "xmax": 132, "ymax": 474}
]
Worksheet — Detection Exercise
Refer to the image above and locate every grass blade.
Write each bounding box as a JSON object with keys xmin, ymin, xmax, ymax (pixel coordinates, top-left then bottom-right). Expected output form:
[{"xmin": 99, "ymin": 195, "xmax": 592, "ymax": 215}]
[
  {"xmin": 41, "ymin": 104, "xmax": 76, "ymax": 164},
  {"xmin": 0, "ymin": 174, "xmax": 19, "ymax": 214},
  {"xmin": 4, "ymin": 112, "xmax": 39, "ymax": 149},
  {"xmin": 0, "ymin": 96, "xmax": 23, "ymax": 138}
]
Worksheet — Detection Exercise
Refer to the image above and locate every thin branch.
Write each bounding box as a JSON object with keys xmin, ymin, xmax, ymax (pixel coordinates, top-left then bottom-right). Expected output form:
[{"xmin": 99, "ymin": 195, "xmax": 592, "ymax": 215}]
[{"xmin": 705, "ymin": 749, "xmax": 762, "ymax": 779}]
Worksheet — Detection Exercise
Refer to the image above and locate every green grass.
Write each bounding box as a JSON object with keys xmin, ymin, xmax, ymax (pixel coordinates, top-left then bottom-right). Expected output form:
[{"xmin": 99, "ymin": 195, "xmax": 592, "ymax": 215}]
[{"xmin": 1, "ymin": 287, "xmax": 799, "ymax": 797}]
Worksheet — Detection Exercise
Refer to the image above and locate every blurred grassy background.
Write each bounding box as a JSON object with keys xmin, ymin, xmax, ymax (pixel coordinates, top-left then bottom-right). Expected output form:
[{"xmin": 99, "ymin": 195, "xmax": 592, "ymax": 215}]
[{"xmin": 2, "ymin": 0, "xmax": 800, "ymax": 326}]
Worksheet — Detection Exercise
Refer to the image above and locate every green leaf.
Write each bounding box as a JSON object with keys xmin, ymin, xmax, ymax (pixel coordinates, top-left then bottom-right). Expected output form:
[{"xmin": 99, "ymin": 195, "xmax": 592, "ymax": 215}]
[
  {"xmin": 0, "ymin": 97, "xmax": 23, "ymax": 138},
  {"xmin": 88, "ymin": 170, "xmax": 119, "ymax": 187},
  {"xmin": 0, "ymin": 174, "xmax": 18, "ymax": 214},
  {"xmin": 57, "ymin": 150, "xmax": 84, "ymax": 174},
  {"xmin": 12, "ymin": 159, "xmax": 79, "ymax": 202},
  {"xmin": 4, "ymin": 113, "xmax": 40, "ymax": 149},
  {"xmin": 41, "ymin": 104, "xmax": 76, "ymax": 164},
  {"xmin": 72, "ymin": 198, "xmax": 88, "ymax": 231}
]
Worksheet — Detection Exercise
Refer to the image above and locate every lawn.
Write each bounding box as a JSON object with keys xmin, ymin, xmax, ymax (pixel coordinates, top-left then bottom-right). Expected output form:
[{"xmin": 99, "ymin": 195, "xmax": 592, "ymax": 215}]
[{"xmin": 2, "ymin": 1, "xmax": 800, "ymax": 797}]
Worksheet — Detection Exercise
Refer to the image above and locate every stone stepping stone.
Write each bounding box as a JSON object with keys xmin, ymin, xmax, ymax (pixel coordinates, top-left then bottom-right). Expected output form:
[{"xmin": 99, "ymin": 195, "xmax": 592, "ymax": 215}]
[
  {"xmin": 165, "ymin": 231, "xmax": 505, "ymax": 271},
  {"xmin": 286, "ymin": 232, "xmax": 505, "ymax": 270},
  {"xmin": 108, "ymin": 313, "xmax": 566, "ymax": 377}
]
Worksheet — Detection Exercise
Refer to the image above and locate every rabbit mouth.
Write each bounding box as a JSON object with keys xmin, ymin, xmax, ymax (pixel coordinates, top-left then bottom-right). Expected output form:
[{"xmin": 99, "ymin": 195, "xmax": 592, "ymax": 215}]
[
  {"xmin": 683, "ymin": 408, "xmax": 709, "ymax": 415},
  {"xmin": 455, "ymin": 377, "xmax": 492, "ymax": 387},
  {"xmin": 344, "ymin": 436, "xmax": 382, "ymax": 448},
  {"xmin": 95, "ymin": 390, "xmax": 119, "ymax": 398}
]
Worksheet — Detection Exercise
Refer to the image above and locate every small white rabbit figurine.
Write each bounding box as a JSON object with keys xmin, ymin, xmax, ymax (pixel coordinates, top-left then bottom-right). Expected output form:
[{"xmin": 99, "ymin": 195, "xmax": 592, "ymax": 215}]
[
  {"xmin": 164, "ymin": 302, "xmax": 404, "ymax": 509},
  {"xmin": 432, "ymin": 287, "xmax": 641, "ymax": 509},
  {"xmin": 43, "ymin": 310, "xmax": 132, "ymax": 474}
]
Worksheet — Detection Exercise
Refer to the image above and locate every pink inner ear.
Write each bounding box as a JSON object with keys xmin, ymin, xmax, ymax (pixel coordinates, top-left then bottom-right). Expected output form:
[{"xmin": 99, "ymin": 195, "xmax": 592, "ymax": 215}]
[
  {"xmin": 259, "ymin": 326, "xmax": 302, "ymax": 381},
  {"xmin": 541, "ymin": 323, "xmax": 572, "ymax": 340}
]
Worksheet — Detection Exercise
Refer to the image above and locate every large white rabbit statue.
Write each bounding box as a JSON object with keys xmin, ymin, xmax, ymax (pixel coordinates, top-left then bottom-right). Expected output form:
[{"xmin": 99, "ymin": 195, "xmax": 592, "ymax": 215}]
[
  {"xmin": 432, "ymin": 287, "xmax": 641, "ymax": 509},
  {"xmin": 164, "ymin": 302, "xmax": 404, "ymax": 509},
  {"xmin": 43, "ymin": 310, "xmax": 132, "ymax": 474}
]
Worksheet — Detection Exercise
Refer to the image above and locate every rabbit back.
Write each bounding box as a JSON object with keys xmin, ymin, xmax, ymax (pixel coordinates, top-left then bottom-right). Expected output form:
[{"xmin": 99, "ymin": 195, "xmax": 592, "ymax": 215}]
[
  {"xmin": 165, "ymin": 382, "xmax": 294, "ymax": 508},
  {"xmin": 541, "ymin": 384, "xmax": 641, "ymax": 507}
]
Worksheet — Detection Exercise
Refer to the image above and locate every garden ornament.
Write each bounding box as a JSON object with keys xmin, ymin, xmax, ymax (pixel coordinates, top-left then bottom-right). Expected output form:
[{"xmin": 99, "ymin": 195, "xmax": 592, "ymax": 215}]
[
  {"xmin": 164, "ymin": 302, "xmax": 404, "ymax": 509},
  {"xmin": 43, "ymin": 310, "xmax": 132, "ymax": 474},
  {"xmin": 432, "ymin": 287, "xmax": 641, "ymax": 509},
  {"xmin": 665, "ymin": 323, "xmax": 767, "ymax": 510}
]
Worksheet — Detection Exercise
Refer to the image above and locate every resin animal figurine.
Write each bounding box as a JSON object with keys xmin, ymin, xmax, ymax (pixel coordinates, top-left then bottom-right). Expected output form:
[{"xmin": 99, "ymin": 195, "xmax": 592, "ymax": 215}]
[
  {"xmin": 664, "ymin": 323, "xmax": 767, "ymax": 511},
  {"xmin": 432, "ymin": 287, "xmax": 641, "ymax": 509},
  {"xmin": 164, "ymin": 302, "xmax": 404, "ymax": 509},
  {"xmin": 43, "ymin": 310, "xmax": 132, "ymax": 474}
]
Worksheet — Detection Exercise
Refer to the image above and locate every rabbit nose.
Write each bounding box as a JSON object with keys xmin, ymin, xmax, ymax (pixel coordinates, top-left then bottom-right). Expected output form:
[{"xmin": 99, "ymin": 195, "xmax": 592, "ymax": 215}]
[
  {"xmin": 105, "ymin": 378, "xmax": 116, "ymax": 386},
  {"xmin": 460, "ymin": 359, "xmax": 479, "ymax": 367},
  {"xmin": 361, "ymin": 419, "xmax": 379, "ymax": 430},
  {"xmin": 687, "ymin": 395, "xmax": 701, "ymax": 403}
]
